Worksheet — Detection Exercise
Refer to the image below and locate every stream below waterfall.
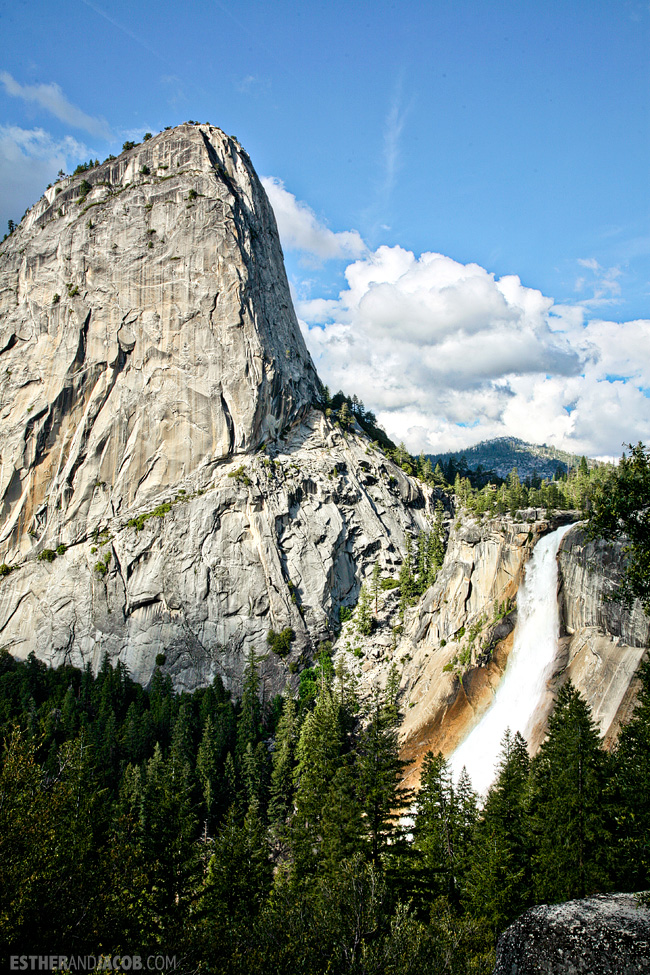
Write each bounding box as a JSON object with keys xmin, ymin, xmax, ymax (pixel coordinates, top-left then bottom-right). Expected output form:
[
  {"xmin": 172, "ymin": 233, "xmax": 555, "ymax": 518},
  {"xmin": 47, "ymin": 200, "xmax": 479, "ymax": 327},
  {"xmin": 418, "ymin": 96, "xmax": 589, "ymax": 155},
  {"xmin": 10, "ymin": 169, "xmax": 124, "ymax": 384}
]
[{"xmin": 449, "ymin": 522, "xmax": 574, "ymax": 795}]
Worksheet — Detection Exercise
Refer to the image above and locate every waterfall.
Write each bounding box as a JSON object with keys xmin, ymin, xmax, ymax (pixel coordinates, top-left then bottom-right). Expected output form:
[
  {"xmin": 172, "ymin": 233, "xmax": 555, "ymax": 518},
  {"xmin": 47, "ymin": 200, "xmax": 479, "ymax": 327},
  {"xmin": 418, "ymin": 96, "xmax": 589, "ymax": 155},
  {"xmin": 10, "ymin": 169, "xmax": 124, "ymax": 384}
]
[{"xmin": 449, "ymin": 522, "xmax": 574, "ymax": 795}]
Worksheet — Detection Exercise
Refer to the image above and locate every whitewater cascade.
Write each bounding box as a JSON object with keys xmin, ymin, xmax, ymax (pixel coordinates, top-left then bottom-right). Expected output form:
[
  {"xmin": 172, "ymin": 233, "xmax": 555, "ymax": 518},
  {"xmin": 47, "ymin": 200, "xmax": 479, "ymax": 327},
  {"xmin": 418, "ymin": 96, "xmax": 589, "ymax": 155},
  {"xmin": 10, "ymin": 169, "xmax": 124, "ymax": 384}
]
[{"xmin": 449, "ymin": 522, "xmax": 574, "ymax": 794}]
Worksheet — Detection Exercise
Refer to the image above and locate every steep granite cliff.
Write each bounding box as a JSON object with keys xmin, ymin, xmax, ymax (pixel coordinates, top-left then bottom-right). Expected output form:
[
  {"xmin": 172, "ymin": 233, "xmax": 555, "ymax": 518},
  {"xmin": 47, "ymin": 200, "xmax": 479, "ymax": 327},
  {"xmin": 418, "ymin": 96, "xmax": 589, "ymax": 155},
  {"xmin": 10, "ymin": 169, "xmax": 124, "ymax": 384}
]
[
  {"xmin": 0, "ymin": 125, "xmax": 432, "ymax": 694},
  {"xmin": 556, "ymin": 526, "xmax": 649, "ymax": 744},
  {"xmin": 0, "ymin": 124, "xmax": 319, "ymax": 561}
]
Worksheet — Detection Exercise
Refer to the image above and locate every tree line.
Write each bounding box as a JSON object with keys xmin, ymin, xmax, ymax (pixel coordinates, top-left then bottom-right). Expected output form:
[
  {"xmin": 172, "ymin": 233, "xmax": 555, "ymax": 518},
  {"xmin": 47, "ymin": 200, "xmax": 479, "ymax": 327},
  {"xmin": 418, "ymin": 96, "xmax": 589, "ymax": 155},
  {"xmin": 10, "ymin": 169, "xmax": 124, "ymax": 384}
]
[
  {"xmin": 1, "ymin": 639, "xmax": 649, "ymax": 973},
  {"xmin": 318, "ymin": 386, "xmax": 614, "ymax": 520}
]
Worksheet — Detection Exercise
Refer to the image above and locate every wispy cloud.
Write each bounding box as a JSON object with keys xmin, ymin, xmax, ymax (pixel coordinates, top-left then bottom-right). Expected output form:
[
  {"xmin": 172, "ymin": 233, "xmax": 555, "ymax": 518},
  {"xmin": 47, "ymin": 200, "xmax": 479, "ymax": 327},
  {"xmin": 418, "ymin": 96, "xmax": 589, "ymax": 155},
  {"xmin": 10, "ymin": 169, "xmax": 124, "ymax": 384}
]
[
  {"xmin": 575, "ymin": 257, "xmax": 623, "ymax": 305},
  {"xmin": 362, "ymin": 75, "xmax": 411, "ymax": 242},
  {"xmin": 235, "ymin": 74, "xmax": 270, "ymax": 96},
  {"xmin": 0, "ymin": 71, "xmax": 111, "ymax": 139},
  {"xmin": 382, "ymin": 76, "xmax": 408, "ymax": 202}
]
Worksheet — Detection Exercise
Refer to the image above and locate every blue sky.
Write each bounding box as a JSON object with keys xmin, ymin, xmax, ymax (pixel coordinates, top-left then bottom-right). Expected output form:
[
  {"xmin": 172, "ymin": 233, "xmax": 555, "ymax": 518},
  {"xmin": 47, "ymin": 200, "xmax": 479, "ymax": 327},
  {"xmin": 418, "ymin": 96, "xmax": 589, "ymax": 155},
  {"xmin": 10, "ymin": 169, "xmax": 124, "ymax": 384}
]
[{"xmin": 1, "ymin": 0, "xmax": 649, "ymax": 457}]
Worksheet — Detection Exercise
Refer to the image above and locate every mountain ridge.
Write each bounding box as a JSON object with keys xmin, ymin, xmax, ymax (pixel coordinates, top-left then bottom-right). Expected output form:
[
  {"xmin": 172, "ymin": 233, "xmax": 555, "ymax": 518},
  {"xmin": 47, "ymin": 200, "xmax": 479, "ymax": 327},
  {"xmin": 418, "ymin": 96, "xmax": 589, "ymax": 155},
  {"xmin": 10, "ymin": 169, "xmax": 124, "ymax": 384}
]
[{"xmin": 428, "ymin": 436, "xmax": 595, "ymax": 481}]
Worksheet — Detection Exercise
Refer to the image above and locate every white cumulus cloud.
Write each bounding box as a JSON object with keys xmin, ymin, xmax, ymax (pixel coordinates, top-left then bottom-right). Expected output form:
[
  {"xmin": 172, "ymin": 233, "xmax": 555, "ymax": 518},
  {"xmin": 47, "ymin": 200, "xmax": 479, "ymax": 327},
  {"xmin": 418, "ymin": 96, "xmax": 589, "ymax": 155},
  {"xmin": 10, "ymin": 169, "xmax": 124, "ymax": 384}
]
[
  {"xmin": 295, "ymin": 241, "xmax": 650, "ymax": 457},
  {"xmin": 261, "ymin": 176, "xmax": 366, "ymax": 261},
  {"xmin": 0, "ymin": 125, "xmax": 89, "ymax": 231}
]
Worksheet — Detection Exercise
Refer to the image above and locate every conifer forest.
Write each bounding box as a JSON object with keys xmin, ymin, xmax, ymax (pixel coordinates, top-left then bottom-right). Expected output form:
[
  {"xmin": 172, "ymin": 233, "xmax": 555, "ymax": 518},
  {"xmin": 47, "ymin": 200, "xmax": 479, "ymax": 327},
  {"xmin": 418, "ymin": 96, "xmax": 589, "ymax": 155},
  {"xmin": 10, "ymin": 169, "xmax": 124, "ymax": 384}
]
[{"xmin": 1, "ymin": 637, "xmax": 649, "ymax": 973}]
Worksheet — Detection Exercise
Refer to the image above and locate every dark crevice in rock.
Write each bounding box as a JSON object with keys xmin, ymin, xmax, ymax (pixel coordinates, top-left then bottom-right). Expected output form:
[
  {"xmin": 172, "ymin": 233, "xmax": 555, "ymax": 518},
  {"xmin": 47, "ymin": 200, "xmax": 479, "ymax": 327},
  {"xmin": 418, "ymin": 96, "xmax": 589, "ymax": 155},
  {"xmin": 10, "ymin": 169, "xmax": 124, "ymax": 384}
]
[
  {"xmin": 0, "ymin": 332, "xmax": 17, "ymax": 356},
  {"xmin": 126, "ymin": 595, "xmax": 162, "ymax": 616},
  {"xmin": 73, "ymin": 310, "xmax": 91, "ymax": 370},
  {"xmin": 220, "ymin": 393, "xmax": 235, "ymax": 454}
]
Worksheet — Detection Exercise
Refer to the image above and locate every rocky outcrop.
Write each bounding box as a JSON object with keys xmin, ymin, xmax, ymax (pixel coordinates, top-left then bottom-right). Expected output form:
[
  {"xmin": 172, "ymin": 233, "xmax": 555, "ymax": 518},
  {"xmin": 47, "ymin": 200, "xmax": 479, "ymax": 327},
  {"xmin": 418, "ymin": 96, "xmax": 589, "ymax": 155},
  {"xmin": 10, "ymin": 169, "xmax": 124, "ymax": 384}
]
[
  {"xmin": 0, "ymin": 408, "xmax": 433, "ymax": 695},
  {"xmin": 493, "ymin": 893, "xmax": 650, "ymax": 974},
  {"xmin": 385, "ymin": 512, "xmax": 577, "ymax": 787},
  {"xmin": 389, "ymin": 516, "xmax": 648, "ymax": 785},
  {"xmin": 0, "ymin": 123, "xmax": 319, "ymax": 562},
  {"xmin": 0, "ymin": 124, "xmax": 436, "ymax": 694},
  {"xmin": 556, "ymin": 527, "xmax": 649, "ymax": 744}
]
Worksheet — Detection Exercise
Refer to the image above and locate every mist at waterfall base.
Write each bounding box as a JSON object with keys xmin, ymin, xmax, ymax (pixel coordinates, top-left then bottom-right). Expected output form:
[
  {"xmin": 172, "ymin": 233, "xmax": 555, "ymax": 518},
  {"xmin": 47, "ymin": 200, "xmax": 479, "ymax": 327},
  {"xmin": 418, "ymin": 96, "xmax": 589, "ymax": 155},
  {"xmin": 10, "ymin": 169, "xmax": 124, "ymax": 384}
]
[{"xmin": 449, "ymin": 523, "xmax": 574, "ymax": 796}]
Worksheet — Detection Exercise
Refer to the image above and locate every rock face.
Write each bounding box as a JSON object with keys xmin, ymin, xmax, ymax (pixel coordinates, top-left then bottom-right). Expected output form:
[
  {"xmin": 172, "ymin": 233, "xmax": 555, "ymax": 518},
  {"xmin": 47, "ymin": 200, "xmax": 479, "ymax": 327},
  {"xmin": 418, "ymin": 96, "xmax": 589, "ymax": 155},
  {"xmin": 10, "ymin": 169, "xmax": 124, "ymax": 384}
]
[
  {"xmin": 360, "ymin": 512, "xmax": 647, "ymax": 787},
  {"xmin": 0, "ymin": 406, "xmax": 433, "ymax": 694},
  {"xmin": 0, "ymin": 121, "xmax": 646, "ymax": 741},
  {"xmin": 0, "ymin": 128, "xmax": 436, "ymax": 694},
  {"xmin": 556, "ymin": 526, "xmax": 649, "ymax": 744},
  {"xmin": 389, "ymin": 512, "xmax": 577, "ymax": 787},
  {"xmin": 493, "ymin": 893, "xmax": 650, "ymax": 974},
  {"xmin": 0, "ymin": 123, "xmax": 319, "ymax": 562}
]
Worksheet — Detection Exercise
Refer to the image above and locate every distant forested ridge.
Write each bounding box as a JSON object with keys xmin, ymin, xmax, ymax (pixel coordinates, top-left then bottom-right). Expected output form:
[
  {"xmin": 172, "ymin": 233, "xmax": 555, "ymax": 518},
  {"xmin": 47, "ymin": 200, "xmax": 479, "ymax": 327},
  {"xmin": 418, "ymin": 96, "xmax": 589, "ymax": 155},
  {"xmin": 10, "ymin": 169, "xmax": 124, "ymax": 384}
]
[
  {"xmin": 429, "ymin": 436, "xmax": 597, "ymax": 482},
  {"xmin": 1, "ymin": 641, "xmax": 649, "ymax": 973}
]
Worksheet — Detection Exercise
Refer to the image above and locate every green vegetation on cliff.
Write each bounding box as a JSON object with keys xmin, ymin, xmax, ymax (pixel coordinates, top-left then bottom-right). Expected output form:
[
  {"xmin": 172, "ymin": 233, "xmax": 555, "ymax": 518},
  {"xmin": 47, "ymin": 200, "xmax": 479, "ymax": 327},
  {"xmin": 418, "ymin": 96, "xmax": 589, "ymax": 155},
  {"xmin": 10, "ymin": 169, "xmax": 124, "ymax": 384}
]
[{"xmin": 587, "ymin": 442, "xmax": 650, "ymax": 612}]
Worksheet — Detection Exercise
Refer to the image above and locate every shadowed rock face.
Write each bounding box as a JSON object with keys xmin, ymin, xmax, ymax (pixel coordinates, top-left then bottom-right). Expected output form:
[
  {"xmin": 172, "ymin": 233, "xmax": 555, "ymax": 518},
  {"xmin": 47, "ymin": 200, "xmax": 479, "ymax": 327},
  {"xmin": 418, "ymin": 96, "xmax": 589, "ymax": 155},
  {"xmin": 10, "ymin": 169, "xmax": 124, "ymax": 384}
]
[
  {"xmin": 0, "ymin": 123, "xmax": 319, "ymax": 561},
  {"xmin": 493, "ymin": 893, "xmax": 650, "ymax": 974}
]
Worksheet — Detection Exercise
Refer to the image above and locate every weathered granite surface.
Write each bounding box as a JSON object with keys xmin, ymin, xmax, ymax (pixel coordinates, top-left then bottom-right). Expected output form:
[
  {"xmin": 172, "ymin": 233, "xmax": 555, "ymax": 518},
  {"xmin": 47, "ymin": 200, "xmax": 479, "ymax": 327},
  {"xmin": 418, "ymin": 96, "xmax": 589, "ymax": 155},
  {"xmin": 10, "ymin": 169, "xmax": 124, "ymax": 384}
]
[
  {"xmin": 555, "ymin": 526, "xmax": 649, "ymax": 743},
  {"xmin": 493, "ymin": 893, "xmax": 650, "ymax": 974},
  {"xmin": 0, "ymin": 123, "xmax": 319, "ymax": 561},
  {"xmin": 0, "ymin": 407, "xmax": 433, "ymax": 695},
  {"xmin": 0, "ymin": 124, "xmax": 435, "ymax": 695}
]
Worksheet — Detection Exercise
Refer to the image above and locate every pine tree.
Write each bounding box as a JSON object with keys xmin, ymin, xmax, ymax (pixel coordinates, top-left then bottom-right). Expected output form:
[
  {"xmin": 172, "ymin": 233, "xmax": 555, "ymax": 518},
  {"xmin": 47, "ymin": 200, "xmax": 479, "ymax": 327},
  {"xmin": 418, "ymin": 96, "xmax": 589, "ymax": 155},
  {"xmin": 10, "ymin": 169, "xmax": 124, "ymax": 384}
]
[
  {"xmin": 425, "ymin": 502, "xmax": 446, "ymax": 587},
  {"xmin": 587, "ymin": 442, "xmax": 650, "ymax": 611},
  {"xmin": 413, "ymin": 752, "xmax": 477, "ymax": 907},
  {"xmin": 268, "ymin": 693, "xmax": 298, "ymax": 829},
  {"xmin": 242, "ymin": 739, "xmax": 270, "ymax": 810},
  {"xmin": 356, "ymin": 582, "xmax": 373, "ymax": 635},
  {"xmin": 356, "ymin": 687, "xmax": 412, "ymax": 867},
  {"xmin": 196, "ymin": 714, "xmax": 219, "ymax": 824},
  {"xmin": 291, "ymin": 680, "xmax": 360, "ymax": 875},
  {"xmin": 529, "ymin": 681, "xmax": 612, "ymax": 902},
  {"xmin": 612, "ymin": 657, "xmax": 650, "ymax": 891},
  {"xmin": 465, "ymin": 729, "xmax": 531, "ymax": 932},
  {"xmin": 416, "ymin": 531, "xmax": 427, "ymax": 590},
  {"xmin": 236, "ymin": 646, "xmax": 262, "ymax": 764},
  {"xmin": 507, "ymin": 467, "xmax": 522, "ymax": 516},
  {"xmin": 399, "ymin": 535, "xmax": 416, "ymax": 619},
  {"xmin": 197, "ymin": 800, "xmax": 272, "ymax": 966},
  {"xmin": 170, "ymin": 700, "xmax": 195, "ymax": 775},
  {"xmin": 141, "ymin": 742, "xmax": 199, "ymax": 936}
]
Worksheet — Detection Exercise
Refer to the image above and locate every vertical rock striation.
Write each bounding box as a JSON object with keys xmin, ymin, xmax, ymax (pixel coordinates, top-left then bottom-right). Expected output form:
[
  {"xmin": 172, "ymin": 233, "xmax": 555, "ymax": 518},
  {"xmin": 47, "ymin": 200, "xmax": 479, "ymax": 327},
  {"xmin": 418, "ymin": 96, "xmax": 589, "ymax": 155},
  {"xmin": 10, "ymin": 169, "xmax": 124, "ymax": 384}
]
[
  {"xmin": 556, "ymin": 526, "xmax": 649, "ymax": 743},
  {"xmin": 0, "ymin": 124, "xmax": 319, "ymax": 561}
]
